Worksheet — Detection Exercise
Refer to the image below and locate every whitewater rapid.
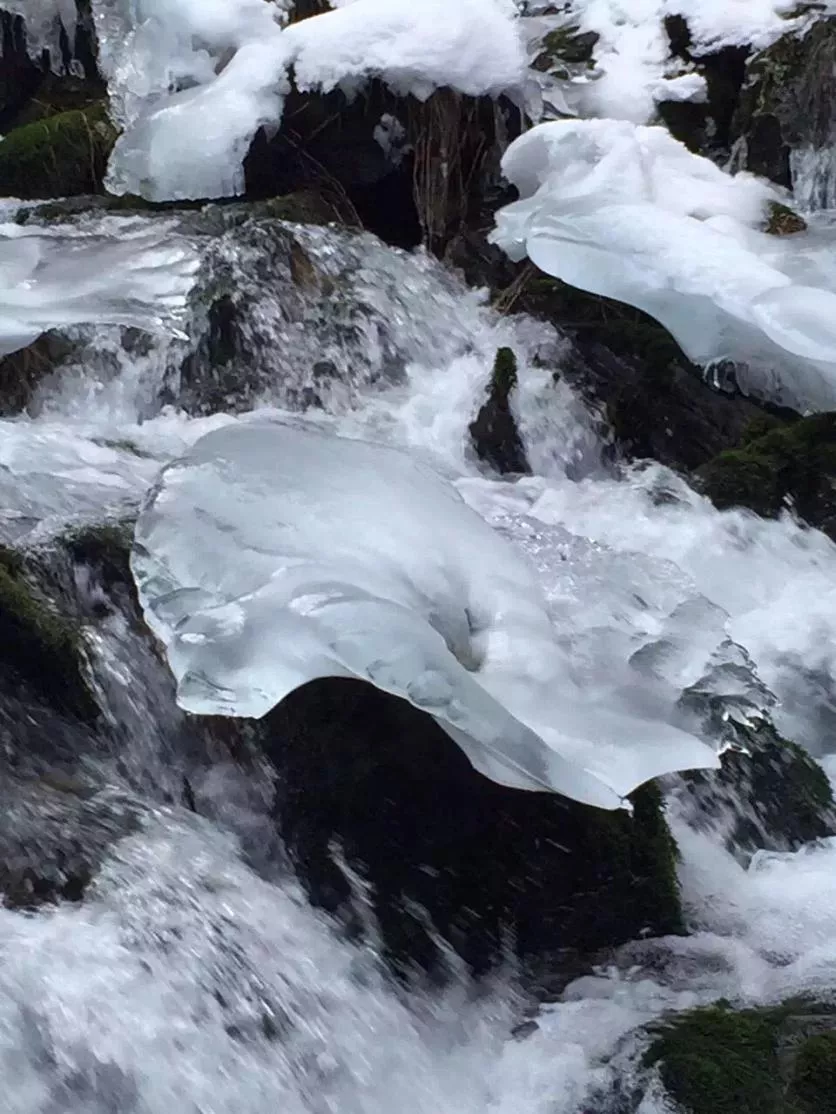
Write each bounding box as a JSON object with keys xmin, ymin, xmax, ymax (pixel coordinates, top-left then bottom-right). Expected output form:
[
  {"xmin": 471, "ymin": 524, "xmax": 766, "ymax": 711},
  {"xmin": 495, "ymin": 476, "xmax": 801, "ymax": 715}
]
[{"xmin": 0, "ymin": 209, "xmax": 835, "ymax": 1112}]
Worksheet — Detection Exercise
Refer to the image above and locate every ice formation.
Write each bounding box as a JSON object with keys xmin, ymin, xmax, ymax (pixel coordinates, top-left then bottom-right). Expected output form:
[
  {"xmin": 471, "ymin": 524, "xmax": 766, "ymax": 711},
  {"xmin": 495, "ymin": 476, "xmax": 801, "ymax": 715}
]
[
  {"xmin": 491, "ymin": 119, "xmax": 836, "ymax": 411},
  {"xmin": 132, "ymin": 420, "xmax": 720, "ymax": 810},
  {"xmin": 90, "ymin": 0, "xmax": 525, "ymax": 201},
  {"xmin": 0, "ymin": 217, "xmax": 198, "ymax": 358}
]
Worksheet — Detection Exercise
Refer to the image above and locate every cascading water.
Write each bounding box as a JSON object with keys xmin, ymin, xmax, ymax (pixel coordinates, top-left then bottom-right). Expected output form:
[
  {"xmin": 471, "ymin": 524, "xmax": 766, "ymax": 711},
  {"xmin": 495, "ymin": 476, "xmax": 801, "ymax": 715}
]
[{"xmin": 0, "ymin": 201, "xmax": 834, "ymax": 1112}]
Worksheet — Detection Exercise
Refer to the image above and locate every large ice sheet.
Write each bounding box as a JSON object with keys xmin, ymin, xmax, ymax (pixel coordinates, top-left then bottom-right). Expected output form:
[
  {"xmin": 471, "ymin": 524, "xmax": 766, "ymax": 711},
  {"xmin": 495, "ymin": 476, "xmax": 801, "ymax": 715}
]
[
  {"xmin": 0, "ymin": 218, "xmax": 199, "ymax": 358},
  {"xmin": 491, "ymin": 119, "xmax": 836, "ymax": 411},
  {"xmin": 132, "ymin": 420, "xmax": 719, "ymax": 809}
]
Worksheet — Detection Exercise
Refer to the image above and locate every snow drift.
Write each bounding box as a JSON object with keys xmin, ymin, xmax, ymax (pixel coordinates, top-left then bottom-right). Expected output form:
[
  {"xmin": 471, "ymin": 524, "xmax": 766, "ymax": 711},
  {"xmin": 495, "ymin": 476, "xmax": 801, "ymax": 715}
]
[
  {"xmin": 491, "ymin": 118, "xmax": 836, "ymax": 411},
  {"xmin": 132, "ymin": 420, "xmax": 720, "ymax": 809}
]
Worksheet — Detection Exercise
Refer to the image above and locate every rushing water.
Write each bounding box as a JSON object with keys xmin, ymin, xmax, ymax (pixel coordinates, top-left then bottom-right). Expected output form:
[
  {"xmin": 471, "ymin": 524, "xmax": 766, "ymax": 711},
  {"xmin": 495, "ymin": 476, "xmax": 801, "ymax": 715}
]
[{"xmin": 1, "ymin": 208, "xmax": 836, "ymax": 1112}]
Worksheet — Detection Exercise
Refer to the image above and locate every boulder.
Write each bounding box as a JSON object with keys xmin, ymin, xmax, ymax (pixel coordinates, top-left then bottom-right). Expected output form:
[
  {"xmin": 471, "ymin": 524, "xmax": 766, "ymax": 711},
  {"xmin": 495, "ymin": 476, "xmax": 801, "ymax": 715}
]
[{"xmin": 259, "ymin": 676, "xmax": 683, "ymax": 975}]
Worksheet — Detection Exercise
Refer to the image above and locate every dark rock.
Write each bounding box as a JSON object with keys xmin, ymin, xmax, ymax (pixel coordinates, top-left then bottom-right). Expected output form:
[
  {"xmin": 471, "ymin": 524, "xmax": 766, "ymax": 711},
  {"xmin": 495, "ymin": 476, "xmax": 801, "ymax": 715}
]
[
  {"xmin": 0, "ymin": 545, "xmax": 98, "ymax": 723},
  {"xmin": 259, "ymin": 676, "xmax": 683, "ymax": 976},
  {"xmin": 732, "ymin": 18, "xmax": 836, "ymax": 190},
  {"xmin": 0, "ymin": 331, "xmax": 75, "ymax": 415},
  {"xmin": 0, "ymin": 101, "xmax": 117, "ymax": 199},
  {"xmin": 0, "ymin": 775, "xmax": 142, "ymax": 909},
  {"xmin": 697, "ymin": 412, "xmax": 836, "ymax": 541},
  {"xmin": 500, "ymin": 271, "xmax": 770, "ymax": 473},
  {"xmin": 469, "ymin": 346, "xmax": 530, "ymax": 474}
]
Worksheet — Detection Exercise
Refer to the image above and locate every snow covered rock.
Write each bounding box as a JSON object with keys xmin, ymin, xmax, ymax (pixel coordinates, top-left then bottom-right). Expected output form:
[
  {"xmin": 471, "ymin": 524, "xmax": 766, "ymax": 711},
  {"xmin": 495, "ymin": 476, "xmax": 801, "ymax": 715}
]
[{"xmin": 491, "ymin": 118, "xmax": 836, "ymax": 411}]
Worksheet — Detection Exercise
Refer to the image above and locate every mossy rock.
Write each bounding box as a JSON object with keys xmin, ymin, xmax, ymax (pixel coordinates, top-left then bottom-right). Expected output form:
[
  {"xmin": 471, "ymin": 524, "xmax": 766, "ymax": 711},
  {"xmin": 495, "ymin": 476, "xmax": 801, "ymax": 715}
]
[
  {"xmin": 697, "ymin": 412, "xmax": 836, "ymax": 540},
  {"xmin": 532, "ymin": 24, "xmax": 599, "ymax": 77},
  {"xmin": 0, "ymin": 546, "xmax": 97, "ymax": 721},
  {"xmin": 262, "ymin": 677, "xmax": 683, "ymax": 976},
  {"xmin": 60, "ymin": 521, "xmax": 134, "ymax": 595},
  {"xmin": 0, "ymin": 101, "xmax": 118, "ymax": 199},
  {"xmin": 468, "ymin": 346, "xmax": 530, "ymax": 474},
  {"xmin": 765, "ymin": 200, "xmax": 808, "ymax": 235},
  {"xmin": 643, "ymin": 1001, "xmax": 836, "ymax": 1114},
  {"xmin": 681, "ymin": 720, "xmax": 836, "ymax": 855}
]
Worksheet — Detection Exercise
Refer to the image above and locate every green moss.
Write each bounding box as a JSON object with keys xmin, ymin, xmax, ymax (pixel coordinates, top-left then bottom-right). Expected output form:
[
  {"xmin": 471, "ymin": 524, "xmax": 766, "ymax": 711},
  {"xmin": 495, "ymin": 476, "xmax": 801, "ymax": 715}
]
[
  {"xmin": 791, "ymin": 1032, "xmax": 836, "ymax": 1114},
  {"xmin": 0, "ymin": 102, "xmax": 118, "ymax": 199},
  {"xmin": 698, "ymin": 412, "xmax": 836, "ymax": 537},
  {"xmin": 645, "ymin": 1002, "xmax": 836, "ymax": 1114},
  {"xmin": 0, "ymin": 546, "xmax": 97, "ymax": 721},
  {"xmin": 645, "ymin": 1005, "xmax": 785, "ymax": 1114},
  {"xmin": 491, "ymin": 347, "xmax": 518, "ymax": 402}
]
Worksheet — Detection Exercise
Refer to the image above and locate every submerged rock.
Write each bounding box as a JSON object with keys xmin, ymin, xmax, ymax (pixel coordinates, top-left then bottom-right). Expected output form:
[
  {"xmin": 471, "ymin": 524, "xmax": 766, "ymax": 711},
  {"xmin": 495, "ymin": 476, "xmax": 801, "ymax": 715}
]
[
  {"xmin": 697, "ymin": 412, "xmax": 836, "ymax": 541},
  {"xmin": 260, "ymin": 676, "xmax": 682, "ymax": 975},
  {"xmin": 469, "ymin": 346, "xmax": 530, "ymax": 474}
]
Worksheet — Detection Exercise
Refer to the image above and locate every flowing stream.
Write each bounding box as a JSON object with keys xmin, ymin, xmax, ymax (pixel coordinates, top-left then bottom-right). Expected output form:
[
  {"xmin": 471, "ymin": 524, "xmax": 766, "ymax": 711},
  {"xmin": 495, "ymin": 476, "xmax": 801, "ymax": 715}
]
[{"xmin": 1, "ymin": 205, "xmax": 835, "ymax": 1112}]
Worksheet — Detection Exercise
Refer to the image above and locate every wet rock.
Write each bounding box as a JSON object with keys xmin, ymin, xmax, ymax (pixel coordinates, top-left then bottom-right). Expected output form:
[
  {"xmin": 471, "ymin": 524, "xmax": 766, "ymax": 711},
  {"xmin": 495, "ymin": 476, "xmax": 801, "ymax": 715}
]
[
  {"xmin": 639, "ymin": 1001, "xmax": 836, "ymax": 1114},
  {"xmin": 697, "ymin": 412, "xmax": 836, "ymax": 541},
  {"xmin": 259, "ymin": 676, "xmax": 683, "ymax": 976},
  {"xmin": 0, "ymin": 101, "xmax": 117, "ymax": 199},
  {"xmin": 0, "ymin": 776, "xmax": 142, "ymax": 909},
  {"xmin": 0, "ymin": 545, "xmax": 98, "ymax": 723},
  {"xmin": 497, "ymin": 271, "xmax": 770, "ymax": 473},
  {"xmin": 675, "ymin": 720, "xmax": 836, "ymax": 857},
  {"xmin": 469, "ymin": 346, "xmax": 530, "ymax": 474},
  {"xmin": 732, "ymin": 18, "xmax": 836, "ymax": 192},
  {"xmin": 0, "ymin": 331, "xmax": 75, "ymax": 415}
]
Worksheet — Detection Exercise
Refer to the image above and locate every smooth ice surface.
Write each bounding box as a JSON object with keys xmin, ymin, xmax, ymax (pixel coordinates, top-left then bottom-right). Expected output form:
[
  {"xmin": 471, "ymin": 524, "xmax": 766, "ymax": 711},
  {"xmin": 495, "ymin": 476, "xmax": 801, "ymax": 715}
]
[
  {"xmin": 0, "ymin": 217, "xmax": 199, "ymax": 358},
  {"xmin": 92, "ymin": 0, "xmax": 524, "ymax": 201},
  {"xmin": 491, "ymin": 119, "xmax": 836, "ymax": 410},
  {"xmin": 132, "ymin": 420, "xmax": 719, "ymax": 808}
]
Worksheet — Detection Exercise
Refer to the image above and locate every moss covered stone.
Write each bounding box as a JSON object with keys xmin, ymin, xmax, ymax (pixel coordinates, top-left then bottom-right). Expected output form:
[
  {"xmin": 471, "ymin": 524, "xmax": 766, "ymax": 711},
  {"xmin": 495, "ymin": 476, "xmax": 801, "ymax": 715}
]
[
  {"xmin": 697, "ymin": 412, "xmax": 836, "ymax": 540},
  {"xmin": 0, "ymin": 101, "xmax": 118, "ymax": 199},
  {"xmin": 468, "ymin": 347, "xmax": 530, "ymax": 474},
  {"xmin": 0, "ymin": 546, "xmax": 97, "ymax": 721},
  {"xmin": 644, "ymin": 1002, "xmax": 836, "ymax": 1114},
  {"xmin": 765, "ymin": 200, "xmax": 808, "ymax": 235}
]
